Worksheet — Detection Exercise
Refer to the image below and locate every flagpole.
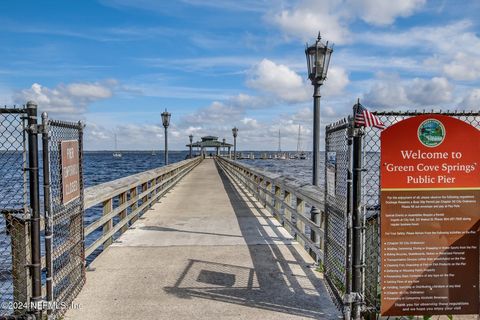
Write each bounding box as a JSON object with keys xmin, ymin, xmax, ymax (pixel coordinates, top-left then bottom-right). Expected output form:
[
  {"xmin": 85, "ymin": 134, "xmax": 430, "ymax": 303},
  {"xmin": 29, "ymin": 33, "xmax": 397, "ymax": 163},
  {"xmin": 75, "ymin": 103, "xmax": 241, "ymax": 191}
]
[{"xmin": 351, "ymin": 100, "xmax": 364, "ymax": 320}]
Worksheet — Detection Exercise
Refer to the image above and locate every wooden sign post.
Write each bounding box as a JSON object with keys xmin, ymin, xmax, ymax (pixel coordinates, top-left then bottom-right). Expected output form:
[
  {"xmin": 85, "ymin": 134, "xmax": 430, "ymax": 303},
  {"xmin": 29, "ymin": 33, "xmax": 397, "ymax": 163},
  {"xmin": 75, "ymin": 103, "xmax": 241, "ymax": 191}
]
[{"xmin": 380, "ymin": 115, "xmax": 480, "ymax": 316}]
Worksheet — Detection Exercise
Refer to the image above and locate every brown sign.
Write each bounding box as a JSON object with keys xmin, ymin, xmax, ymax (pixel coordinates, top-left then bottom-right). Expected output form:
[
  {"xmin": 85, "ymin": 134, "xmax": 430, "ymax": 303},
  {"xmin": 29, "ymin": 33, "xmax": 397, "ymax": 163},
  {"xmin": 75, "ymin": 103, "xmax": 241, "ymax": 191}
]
[
  {"xmin": 380, "ymin": 115, "xmax": 480, "ymax": 316},
  {"xmin": 61, "ymin": 140, "xmax": 80, "ymax": 204}
]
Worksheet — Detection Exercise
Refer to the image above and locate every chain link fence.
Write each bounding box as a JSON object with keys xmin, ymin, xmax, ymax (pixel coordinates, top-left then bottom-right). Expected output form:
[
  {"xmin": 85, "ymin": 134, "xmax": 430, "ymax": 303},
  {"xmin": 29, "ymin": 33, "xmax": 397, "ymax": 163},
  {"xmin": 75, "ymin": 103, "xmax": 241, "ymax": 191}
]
[
  {"xmin": 324, "ymin": 110, "xmax": 480, "ymax": 318},
  {"xmin": 0, "ymin": 107, "xmax": 29, "ymax": 317},
  {"xmin": 361, "ymin": 111, "xmax": 480, "ymax": 317},
  {"xmin": 43, "ymin": 118, "xmax": 85, "ymax": 319},
  {"xmin": 324, "ymin": 118, "xmax": 351, "ymax": 307}
]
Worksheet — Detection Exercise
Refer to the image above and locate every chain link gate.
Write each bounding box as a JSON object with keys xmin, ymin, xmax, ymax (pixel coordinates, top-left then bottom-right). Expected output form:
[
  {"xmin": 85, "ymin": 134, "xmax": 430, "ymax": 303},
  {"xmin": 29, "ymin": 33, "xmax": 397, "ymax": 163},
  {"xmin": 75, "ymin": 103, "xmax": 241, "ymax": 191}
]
[
  {"xmin": 42, "ymin": 114, "xmax": 85, "ymax": 319},
  {"xmin": 1, "ymin": 103, "xmax": 85, "ymax": 319},
  {"xmin": 324, "ymin": 118, "xmax": 352, "ymax": 315},
  {"xmin": 0, "ymin": 106, "xmax": 30, "ymax": 317},
  {"xmin": 324, "ymin": 108, "xmax": 480, "ymax": 319}
]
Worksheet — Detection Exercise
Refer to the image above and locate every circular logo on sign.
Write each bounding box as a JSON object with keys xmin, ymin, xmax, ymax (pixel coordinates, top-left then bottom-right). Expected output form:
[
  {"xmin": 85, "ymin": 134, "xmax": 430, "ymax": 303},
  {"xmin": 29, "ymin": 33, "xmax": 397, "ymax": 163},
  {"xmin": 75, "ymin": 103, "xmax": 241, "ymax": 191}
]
[{"xmin": 418, "ymin": 119, "xmax": 446, "ymax": 147}]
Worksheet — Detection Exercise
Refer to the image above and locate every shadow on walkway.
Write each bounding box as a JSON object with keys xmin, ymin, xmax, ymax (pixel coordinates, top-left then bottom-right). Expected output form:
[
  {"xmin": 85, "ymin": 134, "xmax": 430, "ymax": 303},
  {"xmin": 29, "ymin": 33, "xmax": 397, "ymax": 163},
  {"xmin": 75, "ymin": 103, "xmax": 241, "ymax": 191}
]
[{"xmin": 164, "ymin": 161, "xmax": 339, "ymax": 319}]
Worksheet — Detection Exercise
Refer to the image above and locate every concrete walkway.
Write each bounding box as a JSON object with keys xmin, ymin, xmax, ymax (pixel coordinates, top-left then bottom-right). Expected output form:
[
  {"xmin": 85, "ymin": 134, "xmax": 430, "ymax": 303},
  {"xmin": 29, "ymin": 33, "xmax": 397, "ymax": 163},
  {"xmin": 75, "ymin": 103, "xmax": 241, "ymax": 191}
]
[{"xmin": 65, "ymin": 159, "xmax": 340, "ymax": 320}]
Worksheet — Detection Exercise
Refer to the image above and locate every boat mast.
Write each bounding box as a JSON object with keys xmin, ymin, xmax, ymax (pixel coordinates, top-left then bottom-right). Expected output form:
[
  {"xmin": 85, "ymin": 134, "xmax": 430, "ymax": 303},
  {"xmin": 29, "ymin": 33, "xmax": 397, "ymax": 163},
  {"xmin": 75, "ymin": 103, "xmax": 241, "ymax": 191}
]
[
  {"xmin": 296, "ymin": 124, "xmax": 302, "ymax": 153},
  {"xmin": 278, "ymin": 129, "xmax": 281, "ymax": 152}
]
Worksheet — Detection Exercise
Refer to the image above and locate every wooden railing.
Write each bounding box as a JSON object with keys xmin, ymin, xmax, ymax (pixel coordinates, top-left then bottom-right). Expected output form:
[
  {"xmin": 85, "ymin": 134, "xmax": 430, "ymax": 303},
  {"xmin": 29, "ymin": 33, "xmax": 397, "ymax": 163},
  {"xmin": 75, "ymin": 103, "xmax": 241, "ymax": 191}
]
[
  {"xmin": 216, "ymin": 156, "xmax": 325, "ymax": 263},
  {"xmin": 83, "ymin": 156, "xmax": 202, "ymax": 258}
]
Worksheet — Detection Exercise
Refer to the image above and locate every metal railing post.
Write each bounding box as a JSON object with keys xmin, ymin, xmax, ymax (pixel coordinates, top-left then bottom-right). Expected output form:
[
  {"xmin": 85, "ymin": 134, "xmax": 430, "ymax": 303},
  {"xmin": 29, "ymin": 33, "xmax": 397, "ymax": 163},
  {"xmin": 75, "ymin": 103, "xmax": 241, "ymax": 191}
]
[
  {"xmin": 351, "ymin": 126, "xmax": 364, "ymax": 320},
  {"xmin": 102, "ymin": 199, "xmax": 114, "ymax": 248},
  {"xmin": 26, "ymin": 101, "xmax": 42, "ymax": 318},
  {"xmin": 341, "ymin": 120, "xmax": 354, "ymax": 320},
  {"xmin": 41, "ymin": 112, "xmax": 54, "ymax": 315}
]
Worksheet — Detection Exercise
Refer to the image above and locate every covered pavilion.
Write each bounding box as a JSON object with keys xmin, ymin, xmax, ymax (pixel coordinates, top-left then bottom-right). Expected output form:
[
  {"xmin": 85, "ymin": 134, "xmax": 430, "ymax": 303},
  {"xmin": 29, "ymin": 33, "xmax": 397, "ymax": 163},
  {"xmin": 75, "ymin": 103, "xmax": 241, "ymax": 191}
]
[{"xmin": 186, "ymin": 136, "xmax": 233, "ymax": 158}]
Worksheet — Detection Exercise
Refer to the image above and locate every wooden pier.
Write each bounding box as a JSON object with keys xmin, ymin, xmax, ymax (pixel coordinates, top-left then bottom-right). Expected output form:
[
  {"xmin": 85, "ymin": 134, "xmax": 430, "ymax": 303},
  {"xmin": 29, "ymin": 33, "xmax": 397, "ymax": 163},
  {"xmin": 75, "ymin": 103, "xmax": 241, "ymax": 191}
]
[{"xmin": 65, "ymin": 158, "xmax": 339, "ymax": 320}]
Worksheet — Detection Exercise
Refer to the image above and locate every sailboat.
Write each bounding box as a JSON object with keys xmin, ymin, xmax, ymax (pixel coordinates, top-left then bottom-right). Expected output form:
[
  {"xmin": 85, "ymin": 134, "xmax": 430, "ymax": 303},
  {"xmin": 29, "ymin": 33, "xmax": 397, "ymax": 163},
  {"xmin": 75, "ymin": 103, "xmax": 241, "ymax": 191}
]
[
  {"xmin": 277, "ymin": 129, "xmax": 286, "ymax": 160},
  {"xmin": 113, "ymin": 133, "xmax": 122, "ymax": 158},
  {"xmin": 296, "ymin": 125, "xmax": 307, "ymax": 160}
]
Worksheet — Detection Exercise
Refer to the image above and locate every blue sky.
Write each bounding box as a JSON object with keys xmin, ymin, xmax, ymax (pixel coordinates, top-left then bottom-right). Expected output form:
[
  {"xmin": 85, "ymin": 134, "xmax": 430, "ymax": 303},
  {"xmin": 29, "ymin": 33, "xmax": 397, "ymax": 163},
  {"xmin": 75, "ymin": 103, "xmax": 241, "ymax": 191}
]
[{"xmin": 1, "ymin": 0, "xmax": 479, "ymax": 150}]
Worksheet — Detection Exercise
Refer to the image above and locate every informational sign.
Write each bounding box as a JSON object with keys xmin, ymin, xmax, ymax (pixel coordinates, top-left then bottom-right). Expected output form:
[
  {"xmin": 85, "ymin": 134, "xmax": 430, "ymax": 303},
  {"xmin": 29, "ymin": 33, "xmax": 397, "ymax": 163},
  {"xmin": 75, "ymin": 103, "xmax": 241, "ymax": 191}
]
[
  {"xmin": 380, "ymin": 115, "xmax": 480, "ymax": 316},
  {"xmin": 326, "ymin": 152, "xmax": 336, "ymax": 197},
  {"xmin": 61, "ymin": 140, "xmax": 80, "ymax": 204}
]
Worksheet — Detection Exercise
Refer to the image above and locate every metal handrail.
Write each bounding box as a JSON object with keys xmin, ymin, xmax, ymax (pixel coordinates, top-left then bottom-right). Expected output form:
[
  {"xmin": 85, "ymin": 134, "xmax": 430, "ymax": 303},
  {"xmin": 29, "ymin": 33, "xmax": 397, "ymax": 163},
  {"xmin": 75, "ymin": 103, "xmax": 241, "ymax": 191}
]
[
  {"xmin": 215, "ymin": 156, "xmax": 325, "ymax": 263},
  {"xmin": 83, "ymin": 156, "xmax": 202, "ymax": 259}
]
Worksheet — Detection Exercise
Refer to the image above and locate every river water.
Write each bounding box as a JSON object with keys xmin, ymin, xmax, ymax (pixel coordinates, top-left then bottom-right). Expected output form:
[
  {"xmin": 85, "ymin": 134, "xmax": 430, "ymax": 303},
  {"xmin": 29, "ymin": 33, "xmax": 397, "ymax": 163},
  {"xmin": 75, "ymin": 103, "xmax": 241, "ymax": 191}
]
[{"xmin": 0, "ymin": 150, "xmax": 325, "ymax": 312}]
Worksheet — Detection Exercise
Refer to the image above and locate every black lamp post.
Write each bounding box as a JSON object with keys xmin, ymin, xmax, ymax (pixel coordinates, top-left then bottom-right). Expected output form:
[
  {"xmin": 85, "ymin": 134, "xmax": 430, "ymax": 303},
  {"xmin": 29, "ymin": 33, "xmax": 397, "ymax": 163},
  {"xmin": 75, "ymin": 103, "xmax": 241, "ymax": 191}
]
[
  {"xmin": 189, "ymin": 134, "xmax": 193, "ymax": 158},
  {"xmin": 232, "ymin": 127, "xmax": 238, "ymax": 160},
  {"xmin": 305, "ymin": 32, "xmax": 333, "ymax": 256},
  {"xmin": 222, "ymin": 138, "xmax": 226, "ymax": 156},
  {"xmin": 161, "ymin": 109, "xmax": 171, "ymax": 165}
]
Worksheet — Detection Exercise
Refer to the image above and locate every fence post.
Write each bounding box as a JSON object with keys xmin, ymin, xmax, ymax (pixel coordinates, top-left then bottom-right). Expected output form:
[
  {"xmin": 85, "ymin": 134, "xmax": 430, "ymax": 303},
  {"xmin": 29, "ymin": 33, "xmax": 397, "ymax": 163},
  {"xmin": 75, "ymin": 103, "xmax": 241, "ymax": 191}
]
[
  {"xmin": 26, "ymin": 101, "xmax": 42, "ymax": 317},
  {"xmin": 41, "ymin": 112, "xmax": 54, "ymax": 315},
  {"xmin": 283, "ymin": 191, "xmax": 292, "ymax": 234},
  {"xmin": 274, "ymin": 185, "xmax": 281, "ymax": 218},
  {"xmin": 78, "ymin": 120, "xmax": 86, "ymax": 258},
  {"xmin": 258, "ymin": 178, "xmax": 264, "ymax": 205},
  {"xmin": 119, "ymin": 192, "xmax": 128, "ymax": 234},
  {"xmin": 265, "ymin": 181, "xmax": 271, "ymax": 208},
  {"xmin": 296, "ymin": 198, "xmax": 306, "ymax": 248},
  {"xmin": 141, "ymin": 182, "xmax": 148, "ymax": 212},
  {"xmin": 342, "ymin": 118, "xmax": 355, "ymax": 319},
  {"xmin": 130, "ymin": 186, "xmax": 139, "ymax": 224},
  {"xmin": 351, "ymin": 122, "xmax": 364, "ymax": 320},
  {"xmin": 102, "ymin": 199, "xmax": 113, "ymax": 247},
  {"xmin": 4, "ymin": 213, "xmax": 31, "ymax": 314}
]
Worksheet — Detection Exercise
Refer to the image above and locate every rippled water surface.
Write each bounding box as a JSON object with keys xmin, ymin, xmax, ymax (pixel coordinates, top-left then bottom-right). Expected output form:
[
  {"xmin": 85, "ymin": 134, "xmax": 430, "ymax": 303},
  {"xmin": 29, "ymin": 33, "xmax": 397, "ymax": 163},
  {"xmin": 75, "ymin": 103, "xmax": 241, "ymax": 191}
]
[{"xmin": 0, "ymin": 149, "xmax": 329, "ymax": 308}]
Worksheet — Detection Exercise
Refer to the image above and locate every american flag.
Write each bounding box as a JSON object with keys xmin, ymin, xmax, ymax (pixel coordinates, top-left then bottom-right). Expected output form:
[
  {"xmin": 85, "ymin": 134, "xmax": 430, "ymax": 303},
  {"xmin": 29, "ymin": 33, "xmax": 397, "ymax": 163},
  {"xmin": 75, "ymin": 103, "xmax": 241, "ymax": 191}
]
[{"xmin": 354, "ymin": 102, "xmax": 385, "ymax": 129}]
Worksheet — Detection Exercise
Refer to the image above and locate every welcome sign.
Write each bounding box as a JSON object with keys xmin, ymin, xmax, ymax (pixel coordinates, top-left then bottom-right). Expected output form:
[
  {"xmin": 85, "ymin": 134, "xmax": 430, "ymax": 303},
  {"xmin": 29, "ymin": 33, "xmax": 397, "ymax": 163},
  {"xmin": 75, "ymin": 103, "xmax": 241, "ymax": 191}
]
[{"xmin": 380, "ymin": 114, "xmax": 480, "ymax": 316}]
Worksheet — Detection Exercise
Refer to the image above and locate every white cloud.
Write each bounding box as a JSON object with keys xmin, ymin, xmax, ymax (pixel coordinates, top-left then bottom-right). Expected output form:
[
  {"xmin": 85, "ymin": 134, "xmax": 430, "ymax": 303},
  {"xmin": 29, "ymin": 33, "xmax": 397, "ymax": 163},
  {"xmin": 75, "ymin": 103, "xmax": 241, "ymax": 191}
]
[
  {"xmin": 240, "ymin": 117, "xmax": 262, "ymax": 131},
  {"xmin": 85, "ymin": 122, "xmax": 111, "ymax": 141},
  {"xmin": 83, "ymin": 122, "xmax": 166, "ymax": 150},
  {"xmin": 443, "ymin": 52, "xmax": 480, "ymax": 81},
  {"xmin": 363, "ymin": 76, "xmax": 410, "ymax": 108},
  {"xmin": 272, "ymin": 1, "xmax": 351, "ymax": 44},
  {"xmin": 323, "ymin": 105, "xmax": 336, "ymax": 117},
  {"xmin": 247, "ymin": 59, "xmax": 309, "ymax": 103},
  {"xmin": 290, "ymin": 107, "xmax": 312, "ymax": 123},
  {"xmin": 363, "ymin": 75, "xmax": 454, "ymax": 108},
  {"xmin": 350, "ymin": 0, "xmax": 425, "ymax": 26},
  {"xmin": 270, "ymin": 0, "xmax": 426, "ymax": 44},
  {"xmin": 67, "ymin": 81, "xmax": 115, "ymax": 99},
  {"xmin": 460, "ymin": 88, "xmax": 480, "ymax": 109},
  {"xmin": 407, "ymin": 77, "xmax": 453, "ymax": 105},
  {"xmin": 15, "ymin": 81, "xmax": 115, "ymax": 115},
  {"xmin": 324, "ymin": 67, "xmax": 349, "ymax": 96},
  {"xmin": 182, "ymin": 101, "xmax": 245, "ymax": 127},
  {"xmin": 360, "ymin": 20, "xmax": 480, "ymax": 81},
  {"xmin": 228, "ymin": 93, "xmax": 270, "ymax": 109}
]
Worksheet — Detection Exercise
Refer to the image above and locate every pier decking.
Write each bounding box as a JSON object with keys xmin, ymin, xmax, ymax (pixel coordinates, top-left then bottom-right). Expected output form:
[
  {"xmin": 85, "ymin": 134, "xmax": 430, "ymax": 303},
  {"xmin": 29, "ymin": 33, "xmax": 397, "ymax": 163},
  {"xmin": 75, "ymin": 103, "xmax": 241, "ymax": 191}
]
[{"xmin": 65, "ymin": 159, "xmax": 339, "ymax": 320}]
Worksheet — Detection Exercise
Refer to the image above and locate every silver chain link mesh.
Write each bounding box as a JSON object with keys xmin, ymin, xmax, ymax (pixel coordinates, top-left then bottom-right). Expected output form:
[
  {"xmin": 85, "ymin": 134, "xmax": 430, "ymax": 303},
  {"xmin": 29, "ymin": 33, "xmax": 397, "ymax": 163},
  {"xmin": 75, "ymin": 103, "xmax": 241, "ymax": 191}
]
[
  {"xmin": 324, "ymin": 118, "xmax": 350, "ymax": 305},
  {"xmin": 0, "ymin": 107, "xmax": 29, "ymax": 317},
  {"xmin": 45, "ymin": 119, "xmax": 85, "ymax": 319},
  {"xmin": 324, "ymin": 110, "xmax": 480, "ymax": 317},
  {"xmin": 361, "ymin": 111, "xmax": 480, "ymax": 315}
]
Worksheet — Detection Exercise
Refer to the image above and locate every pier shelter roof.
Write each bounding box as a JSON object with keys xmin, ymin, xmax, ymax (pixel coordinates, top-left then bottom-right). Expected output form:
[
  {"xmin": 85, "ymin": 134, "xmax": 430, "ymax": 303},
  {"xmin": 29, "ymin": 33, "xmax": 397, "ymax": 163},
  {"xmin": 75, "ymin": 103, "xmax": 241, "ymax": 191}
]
[{"xmin": 186, "ymin": 135, "xmax": 233, "ymax": 148}]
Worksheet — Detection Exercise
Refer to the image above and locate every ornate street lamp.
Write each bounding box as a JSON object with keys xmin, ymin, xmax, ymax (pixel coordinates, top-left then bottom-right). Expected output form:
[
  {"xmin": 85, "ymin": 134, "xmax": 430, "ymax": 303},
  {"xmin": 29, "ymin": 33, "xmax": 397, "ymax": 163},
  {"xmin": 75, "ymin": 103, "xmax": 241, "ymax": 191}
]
[
  {"xmin": 189, "ymin": 134, "xmax": 193, "ymax": 158},
  {"xmin": 305, "ymin": 32, "xmax": 333, "ymax": 256},
  {"xmin": 232, "ymin": 127, "xmax": 238, "ymax": 160},
  {"xmin": 222, "ymin": 138, "xmax": 226, "ymax": 156},
  {"xmin": 161, "ymin": 109, "xmax": 171, "ymax": 165}
]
